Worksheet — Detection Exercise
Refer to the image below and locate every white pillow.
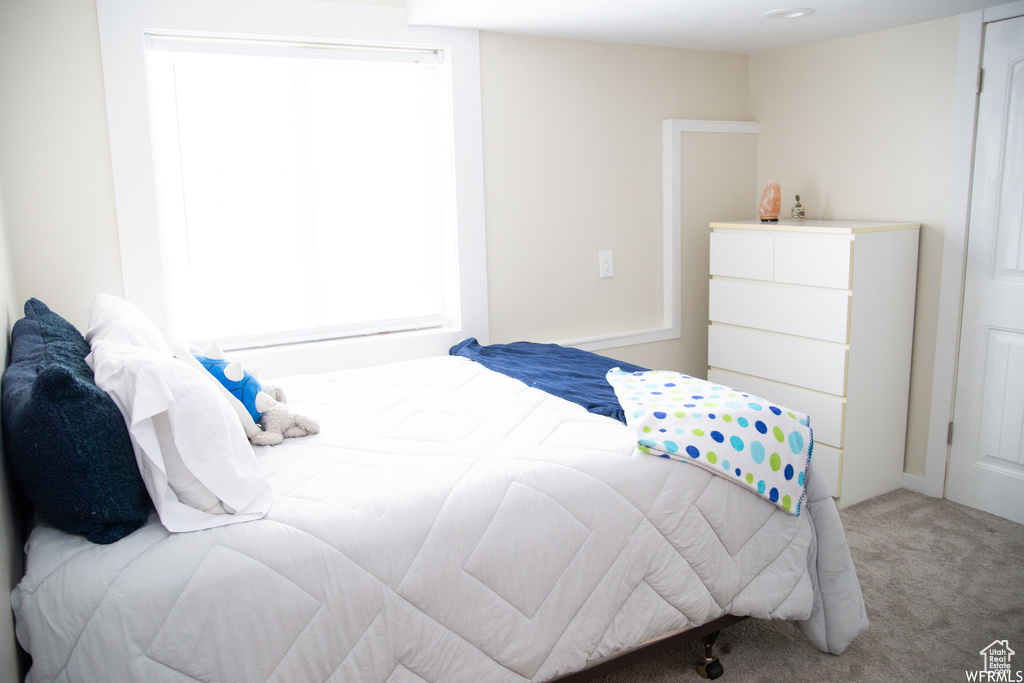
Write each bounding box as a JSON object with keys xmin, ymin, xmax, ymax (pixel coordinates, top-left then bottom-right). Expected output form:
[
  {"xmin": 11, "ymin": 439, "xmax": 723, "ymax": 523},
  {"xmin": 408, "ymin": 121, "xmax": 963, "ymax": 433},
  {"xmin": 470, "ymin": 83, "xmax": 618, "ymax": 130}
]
[
  {"xmin": 88, "ymin": 340, "xmax": 274, "ymax": 532},
  {"xmin": 86, "ymin": 293, "xmax": 172, "ymax": 354}
]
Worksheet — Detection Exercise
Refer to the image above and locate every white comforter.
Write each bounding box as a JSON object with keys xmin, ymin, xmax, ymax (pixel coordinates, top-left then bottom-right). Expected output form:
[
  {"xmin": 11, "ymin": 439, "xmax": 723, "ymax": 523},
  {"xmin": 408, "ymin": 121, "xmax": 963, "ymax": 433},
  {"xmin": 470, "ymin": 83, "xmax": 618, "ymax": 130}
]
[{"xmin": 12, "ymin": 356, "xmax": 867, "ymax": 682}]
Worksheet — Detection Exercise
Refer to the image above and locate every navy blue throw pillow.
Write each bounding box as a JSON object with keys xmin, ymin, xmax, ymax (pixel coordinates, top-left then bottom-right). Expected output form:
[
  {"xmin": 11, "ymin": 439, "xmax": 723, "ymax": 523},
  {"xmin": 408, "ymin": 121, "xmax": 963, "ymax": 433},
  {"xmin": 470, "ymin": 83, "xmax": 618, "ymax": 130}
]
[{"xmin": 1, "ymin": 299, "xmax": 150, "ymax": 543}]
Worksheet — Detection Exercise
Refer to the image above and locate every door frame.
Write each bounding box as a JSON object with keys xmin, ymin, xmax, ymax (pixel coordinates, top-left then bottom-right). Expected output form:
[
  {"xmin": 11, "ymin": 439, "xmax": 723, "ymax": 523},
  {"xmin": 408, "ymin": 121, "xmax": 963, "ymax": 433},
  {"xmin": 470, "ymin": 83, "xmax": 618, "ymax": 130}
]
[{"xmin": 924, "ymin": 0, "xmax": 1024, "ymax": 498}]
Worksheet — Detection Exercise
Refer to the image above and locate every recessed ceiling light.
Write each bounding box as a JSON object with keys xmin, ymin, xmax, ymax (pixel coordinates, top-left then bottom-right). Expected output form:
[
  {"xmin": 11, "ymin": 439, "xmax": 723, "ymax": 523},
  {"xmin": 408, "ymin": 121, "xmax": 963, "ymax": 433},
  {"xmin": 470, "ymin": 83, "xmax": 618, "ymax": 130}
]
[{"xmin": 763, "ymin": 8, "xmax": 815, "ymax": 19}]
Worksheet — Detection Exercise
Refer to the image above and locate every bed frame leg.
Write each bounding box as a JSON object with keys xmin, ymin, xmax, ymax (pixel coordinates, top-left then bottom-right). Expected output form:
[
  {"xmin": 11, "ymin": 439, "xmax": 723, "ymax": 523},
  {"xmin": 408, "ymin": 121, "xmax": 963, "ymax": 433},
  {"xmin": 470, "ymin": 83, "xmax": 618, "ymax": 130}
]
[{"xmin": 697, "ymin": 631, "xmax": 725, "ymax": 679}]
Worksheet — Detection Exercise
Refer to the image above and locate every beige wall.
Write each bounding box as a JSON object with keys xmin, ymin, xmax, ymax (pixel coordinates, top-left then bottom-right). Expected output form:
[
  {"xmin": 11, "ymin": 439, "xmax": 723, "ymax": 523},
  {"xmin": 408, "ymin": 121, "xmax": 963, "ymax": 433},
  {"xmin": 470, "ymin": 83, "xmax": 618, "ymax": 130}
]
[
  {"xmin": 480, "ymin": 32, "xmax": 749, "ymax": 372},
  {"xmin": 0, "ymin": 0, "xmax": 125, "ymax": 332},
  {"xmin": 0, "ymin": 179, "xmax": 24, "ymax": 683},
  {"xmin": 0, "ymin": 1, "xmax": 963, "ymax": 477},
  {"xmin": 748, "ymin": 17, "xmax": 961, "ymax": 478}
]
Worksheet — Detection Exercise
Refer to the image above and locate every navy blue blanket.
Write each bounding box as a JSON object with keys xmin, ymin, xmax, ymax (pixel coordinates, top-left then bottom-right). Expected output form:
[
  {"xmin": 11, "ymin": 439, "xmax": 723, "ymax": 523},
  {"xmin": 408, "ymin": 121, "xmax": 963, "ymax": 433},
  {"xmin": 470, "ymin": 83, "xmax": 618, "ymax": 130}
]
[{"xmin": 449, "ymin": 338, "xmax": 648, "ymax": 424}]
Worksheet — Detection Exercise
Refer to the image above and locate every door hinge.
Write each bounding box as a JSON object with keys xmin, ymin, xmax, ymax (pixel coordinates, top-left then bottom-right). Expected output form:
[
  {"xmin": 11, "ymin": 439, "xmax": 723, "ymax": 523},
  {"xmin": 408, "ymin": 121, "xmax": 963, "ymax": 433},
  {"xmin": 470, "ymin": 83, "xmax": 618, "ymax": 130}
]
[
  {"xmin": 977, "ymin": 68, "xmax": 984, "ymax": 95},
  {"xmin": 947, "ymin": 421, "xmax": 954, "ymax": 445}
]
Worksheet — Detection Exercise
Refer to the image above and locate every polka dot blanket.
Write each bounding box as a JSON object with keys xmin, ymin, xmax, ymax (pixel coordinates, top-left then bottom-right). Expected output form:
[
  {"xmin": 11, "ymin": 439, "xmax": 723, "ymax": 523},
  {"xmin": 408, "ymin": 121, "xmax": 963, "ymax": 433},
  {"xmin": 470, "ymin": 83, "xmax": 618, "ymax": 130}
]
[{"xmin": 607, "ymin": 368, "xmax": 813, "ymax": 516}]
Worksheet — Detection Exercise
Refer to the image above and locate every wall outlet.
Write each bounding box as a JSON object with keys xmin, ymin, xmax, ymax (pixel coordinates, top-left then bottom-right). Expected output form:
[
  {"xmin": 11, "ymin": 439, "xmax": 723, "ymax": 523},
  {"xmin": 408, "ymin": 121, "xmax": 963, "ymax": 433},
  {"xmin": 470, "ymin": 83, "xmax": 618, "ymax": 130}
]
[{"xmin": 599, "ymin": 251, "xmax": 614, "ymax": 278}]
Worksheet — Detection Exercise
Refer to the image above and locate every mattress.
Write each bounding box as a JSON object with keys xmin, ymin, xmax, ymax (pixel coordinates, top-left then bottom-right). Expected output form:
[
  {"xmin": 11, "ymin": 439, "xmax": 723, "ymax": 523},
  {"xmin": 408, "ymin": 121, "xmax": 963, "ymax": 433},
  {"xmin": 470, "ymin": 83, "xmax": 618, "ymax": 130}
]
[{"xmin": 12, "ymin": 355, "xmax": 867, "ymax": 682}]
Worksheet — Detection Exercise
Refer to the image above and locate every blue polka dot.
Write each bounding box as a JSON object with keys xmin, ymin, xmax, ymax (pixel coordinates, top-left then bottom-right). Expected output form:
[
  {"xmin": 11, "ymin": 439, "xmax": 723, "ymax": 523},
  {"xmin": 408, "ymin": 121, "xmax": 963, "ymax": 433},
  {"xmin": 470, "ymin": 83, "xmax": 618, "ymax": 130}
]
[
  {"xmin": 639, "ymin": 439, "xmax": 657, "ymax": 448},
  {"xmin": 726, "ymin": 401, "xmax": 743, "ymax": 409},
  {"xmin": 660, "ymin": 453, "xmax": 670, "ymax": 459},
  {"xmin": 755, "ymin": 420, "xmax": 767, "ymax": 434},
  {"xmin": 652, "ymin": 391, "xmax": 663, "ymax": 395},
  {"xmin": 757, "ymin": 480, "xmax": 766, "ymax": 494},
  {"xmin": 665, "ymin": 383, "xmax": 676, "ymax": 387},
  {"xmin": 710, "ymin": 431, "xmax": 724, "ymax": 443},
  {"xmin": 750, "ymin": 441, "xmax": 766, "ymax": 464},
  {"xmin": 664, "ymin": 441, "xmax": 678, "ymax": 453},
  {"xmin": 769, "ymin": 488, "xmax": 779, "ymax": 503},
  {"xmin": 708, "ymin": 413, "xmax": 716, "ymax": 419},
  {"xmin": 769, "ymin": 406, "xmax": 782, "ymax": 416},
  {"xmin": 789, "ymin": 431, "xmax": 805, "ymax": 454},
  {"xmin": 658, "ymin": 428, "xmax": 667, "ymax": 433},
  {"xmin": 723, "ymin": 460, "xmax": 731, "ymax": 470},
  {"xmin": 633, "ymin": 410, "xmax": 647, "ymax": 419},
  {"xmin": 735, "ymin": 468, "xmax": 742, "ymax": 476},
  {"xmin": 748, "ymin": 402, "xmax": 763, "ymax": 411},
  {"xmin": 653, "ymin": 411, "xmax": 667, "ymax": 419},
  {"xmin": 686, "ymin": 445, "xmax": 700, "ymax": 458},
  {"xmin": 784, "ymin": 463, "xmax": 794, "ymax": 480},
  {"xmin": 730, "ymin": 435, "xmax": 744, "ymax": 451},
  {"xmin": 737, "ymin": 417, "xmax": 749, "ymax": 428},
  {"xmin": 684, "ymin": 404, "xmax": 697, "ymax": 408},
  {"xmin": 692, "ymin": 395, "xmax": 704, "ymax": 400}
]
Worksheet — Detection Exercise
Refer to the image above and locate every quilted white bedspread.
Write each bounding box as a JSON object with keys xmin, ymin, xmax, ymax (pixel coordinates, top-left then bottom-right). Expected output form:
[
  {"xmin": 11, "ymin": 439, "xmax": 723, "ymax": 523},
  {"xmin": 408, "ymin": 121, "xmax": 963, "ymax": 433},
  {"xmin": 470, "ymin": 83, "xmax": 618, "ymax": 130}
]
[{"xmin": 12, "ymin": 356, "xmax": 867, "ymax": 682}]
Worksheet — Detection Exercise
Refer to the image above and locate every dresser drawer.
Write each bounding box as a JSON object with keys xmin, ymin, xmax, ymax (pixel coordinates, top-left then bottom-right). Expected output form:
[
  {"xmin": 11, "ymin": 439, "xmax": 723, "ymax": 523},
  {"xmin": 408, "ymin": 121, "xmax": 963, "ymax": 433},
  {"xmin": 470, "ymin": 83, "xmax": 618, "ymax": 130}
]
[
  {"xmin": 708, "ymin": 324, "xmax": 848, "ymax": 395},
  {"xmin": 813, "ymin": 444, "xmax": 842, "ymax": 498},
  {"xmin": 774, "ymin": 236, "xmax": 852, "ymax": 289},
  {"xmin": 709, "ymin": 279, "xmax": 850, "ymax": 343},
  {"xmin": 707, "ymin": 368, "xmax": 845, "ymax": 447},
  {"xmin": 710, "ymin": 232, "xmax": 774, "ymax": 280}
]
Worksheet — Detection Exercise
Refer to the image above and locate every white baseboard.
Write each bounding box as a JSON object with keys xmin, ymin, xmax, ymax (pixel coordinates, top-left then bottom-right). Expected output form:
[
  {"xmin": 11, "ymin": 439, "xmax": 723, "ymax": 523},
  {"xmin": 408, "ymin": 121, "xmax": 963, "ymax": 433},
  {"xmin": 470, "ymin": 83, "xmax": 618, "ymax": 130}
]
[{"xmin": 902, "ymin": 473, "xmax": 929, "ymax": 495}]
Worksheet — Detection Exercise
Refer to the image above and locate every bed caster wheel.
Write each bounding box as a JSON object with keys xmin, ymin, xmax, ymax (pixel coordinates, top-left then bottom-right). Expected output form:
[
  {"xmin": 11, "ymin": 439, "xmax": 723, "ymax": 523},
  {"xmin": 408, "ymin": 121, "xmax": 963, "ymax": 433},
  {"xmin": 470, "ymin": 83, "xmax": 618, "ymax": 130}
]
[{"xmin": 698, "ymin": 657, "xmax": 724, "ymax": 679}]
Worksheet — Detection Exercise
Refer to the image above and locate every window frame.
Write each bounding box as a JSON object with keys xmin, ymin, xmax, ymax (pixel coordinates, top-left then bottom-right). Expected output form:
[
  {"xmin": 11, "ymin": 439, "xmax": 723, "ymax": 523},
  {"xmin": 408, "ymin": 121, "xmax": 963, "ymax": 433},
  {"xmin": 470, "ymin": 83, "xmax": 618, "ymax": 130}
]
[{"xmin": 96, "ymin": 0, "xmax": 488, "ymax": 376}]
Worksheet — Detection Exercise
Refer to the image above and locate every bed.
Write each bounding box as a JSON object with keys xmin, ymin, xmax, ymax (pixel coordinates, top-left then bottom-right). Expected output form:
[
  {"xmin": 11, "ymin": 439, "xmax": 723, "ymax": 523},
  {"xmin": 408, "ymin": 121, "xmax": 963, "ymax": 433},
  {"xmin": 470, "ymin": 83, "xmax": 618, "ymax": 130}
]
[{"xmin": 4, "ymin": 298, "xmax": 868, "ymax": 682}]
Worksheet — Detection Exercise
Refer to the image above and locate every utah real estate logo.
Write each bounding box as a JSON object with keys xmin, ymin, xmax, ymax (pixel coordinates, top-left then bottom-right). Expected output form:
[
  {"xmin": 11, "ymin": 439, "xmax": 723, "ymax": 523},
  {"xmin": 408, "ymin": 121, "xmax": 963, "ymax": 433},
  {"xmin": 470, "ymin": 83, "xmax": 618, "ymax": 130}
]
[{"xmin": 967, "ymin": 640, "xmax": 1022, "ymax": 682}]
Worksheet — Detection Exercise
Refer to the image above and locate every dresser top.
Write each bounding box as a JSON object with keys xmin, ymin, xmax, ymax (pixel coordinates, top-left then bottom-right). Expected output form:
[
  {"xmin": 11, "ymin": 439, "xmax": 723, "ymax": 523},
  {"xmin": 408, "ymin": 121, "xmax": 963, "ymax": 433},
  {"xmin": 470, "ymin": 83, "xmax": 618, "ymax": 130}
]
[{"xmin": 710, "ymin": 219, "xmax": 920, "ymax": 234}]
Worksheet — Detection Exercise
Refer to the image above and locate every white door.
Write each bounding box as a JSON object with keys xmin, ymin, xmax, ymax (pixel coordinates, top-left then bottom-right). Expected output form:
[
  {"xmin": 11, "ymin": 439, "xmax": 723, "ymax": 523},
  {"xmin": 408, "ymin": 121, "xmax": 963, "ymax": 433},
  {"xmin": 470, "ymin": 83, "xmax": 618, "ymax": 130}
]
[{"xmin": 947, "ymin": 14, "xmax": 1024, "ymax": 525}]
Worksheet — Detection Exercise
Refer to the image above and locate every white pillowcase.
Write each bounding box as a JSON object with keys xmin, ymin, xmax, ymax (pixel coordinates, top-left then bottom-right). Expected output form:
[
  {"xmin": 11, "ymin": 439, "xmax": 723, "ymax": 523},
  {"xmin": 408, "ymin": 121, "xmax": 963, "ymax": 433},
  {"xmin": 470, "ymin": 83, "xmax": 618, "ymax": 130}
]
[
  {"xmin": 86, "ymin": 294, "xmax": 172, "ymax": 354},
  {"xmin": 88, "ymin": 340, "xmax": 273, "ymax": 532}
]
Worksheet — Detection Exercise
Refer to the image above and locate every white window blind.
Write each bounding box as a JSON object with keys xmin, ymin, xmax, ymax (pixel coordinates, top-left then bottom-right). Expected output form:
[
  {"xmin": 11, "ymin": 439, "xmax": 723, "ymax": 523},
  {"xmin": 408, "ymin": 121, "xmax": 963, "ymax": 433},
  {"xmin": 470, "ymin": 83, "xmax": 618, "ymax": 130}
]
[{"xmin": 145, "ymin": 34, "xmax": 458, "ymax": 350}]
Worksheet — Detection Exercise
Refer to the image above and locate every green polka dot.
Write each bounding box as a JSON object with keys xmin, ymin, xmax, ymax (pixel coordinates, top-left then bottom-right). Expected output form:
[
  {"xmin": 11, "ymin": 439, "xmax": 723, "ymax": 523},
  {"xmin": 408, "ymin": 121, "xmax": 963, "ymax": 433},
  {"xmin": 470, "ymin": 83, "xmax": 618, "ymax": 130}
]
[
  {"xmin": 674, "ymin": 411, "xmax": 686, "ymax": 418},
  {"xmin": 643, "ymin": 426, "xmax": 652, "ymax": 433},
  {"xmin": 692, "ymin": 428, "xmax": 705, "ymax": 437},
  {"xmin": 706, "ymin": 451, "xmax": 717, "ymax": 464},
  {"xmin": 770, "ymin": 453, "xmax": 781, "ymax": 471},
  {"xmin": 723, "ymin": 415, "xmax": 733, "ymax": 423},
  {"xmin": 745, "ymin": 473, "xmax": 754, "ymax": 485},
  {"xmin": 773, "ymin": 426, "xmax": 785, "ymax": 443},
  {"xmin": 782, "ymin": 495, "xmax": 792, "ymax": 511},
  {"xmin": 638, "ymin": 445, "xmax": 652, "ymax": 454},
  {"xmin": 704, "ymin": 402, "xmax": 716, "ymax": 408},
  {"xmin": 787, "ymin": 411, "xmax": 796, "ymax": 419}
]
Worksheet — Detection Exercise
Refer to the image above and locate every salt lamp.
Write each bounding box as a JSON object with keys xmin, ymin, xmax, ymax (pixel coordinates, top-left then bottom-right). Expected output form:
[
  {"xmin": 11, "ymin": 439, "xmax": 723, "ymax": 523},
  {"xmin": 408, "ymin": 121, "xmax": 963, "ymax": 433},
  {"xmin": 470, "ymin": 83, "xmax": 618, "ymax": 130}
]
[{"xmin": 758, "ymin": 181, "xmax": 781, "ymax": 222}]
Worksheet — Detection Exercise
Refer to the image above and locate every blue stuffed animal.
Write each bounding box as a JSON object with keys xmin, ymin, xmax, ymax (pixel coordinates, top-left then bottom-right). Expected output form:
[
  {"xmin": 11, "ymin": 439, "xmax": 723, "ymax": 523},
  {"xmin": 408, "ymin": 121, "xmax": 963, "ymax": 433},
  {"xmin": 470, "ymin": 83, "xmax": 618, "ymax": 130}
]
[
  {"xmin": 191, "ymin": 348, "xmax": 268, "ymax": 424},
  {"xmin": 175, "ymin": 342, "xmax": 319, "ymax": 445}
]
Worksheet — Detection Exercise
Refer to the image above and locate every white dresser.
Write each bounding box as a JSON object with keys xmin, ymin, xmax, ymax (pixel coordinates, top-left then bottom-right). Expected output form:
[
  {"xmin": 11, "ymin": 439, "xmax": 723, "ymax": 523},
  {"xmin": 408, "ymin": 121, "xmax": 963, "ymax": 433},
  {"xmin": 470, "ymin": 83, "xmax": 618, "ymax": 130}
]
[{"xmin": 706, "ymin": 219, "xmax": 919, "ymax": 508}]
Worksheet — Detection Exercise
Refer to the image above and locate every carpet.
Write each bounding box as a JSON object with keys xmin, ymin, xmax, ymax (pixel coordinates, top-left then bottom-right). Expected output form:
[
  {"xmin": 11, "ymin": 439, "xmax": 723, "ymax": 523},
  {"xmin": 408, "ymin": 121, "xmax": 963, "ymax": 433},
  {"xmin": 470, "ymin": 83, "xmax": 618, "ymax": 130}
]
[{"xmin": 590, "ymin": 489, "xmax": 1024, "ymax": 682}]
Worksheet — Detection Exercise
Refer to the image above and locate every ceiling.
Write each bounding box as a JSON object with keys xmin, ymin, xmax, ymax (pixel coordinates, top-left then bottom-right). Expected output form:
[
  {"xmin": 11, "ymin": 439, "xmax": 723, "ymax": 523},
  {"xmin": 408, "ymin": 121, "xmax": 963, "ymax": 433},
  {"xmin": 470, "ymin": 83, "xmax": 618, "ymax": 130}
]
[{"xmin": 404, "ymin": 0, "xmax": 1008, "ymax": 54}]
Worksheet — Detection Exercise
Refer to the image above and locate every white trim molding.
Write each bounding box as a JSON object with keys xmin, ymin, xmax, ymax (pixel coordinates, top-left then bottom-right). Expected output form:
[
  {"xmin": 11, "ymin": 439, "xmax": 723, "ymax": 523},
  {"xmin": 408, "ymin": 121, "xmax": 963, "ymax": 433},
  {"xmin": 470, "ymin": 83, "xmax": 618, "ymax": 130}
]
[
  {"xmin": 902, "ymin": 472, "xmax": 927, "ymax": 495},
  {"xmin": 95, "ymin": 0, "xmax": 488, "ymax": 377},
  {"xmin": 566, "ymin": 119, "xmax": 759, "ymax": 353},
  {"xmin": 925, "ymin": 0, "xmax": 1024, "ymax": 498}
]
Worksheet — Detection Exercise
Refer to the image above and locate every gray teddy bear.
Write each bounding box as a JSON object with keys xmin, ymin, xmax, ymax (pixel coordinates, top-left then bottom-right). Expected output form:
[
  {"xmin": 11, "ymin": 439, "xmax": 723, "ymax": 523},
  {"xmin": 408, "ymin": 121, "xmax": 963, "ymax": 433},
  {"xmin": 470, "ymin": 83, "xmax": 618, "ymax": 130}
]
[{"xmin": 250, "ymin": 384, "xmax": 320, "ymax": 446}]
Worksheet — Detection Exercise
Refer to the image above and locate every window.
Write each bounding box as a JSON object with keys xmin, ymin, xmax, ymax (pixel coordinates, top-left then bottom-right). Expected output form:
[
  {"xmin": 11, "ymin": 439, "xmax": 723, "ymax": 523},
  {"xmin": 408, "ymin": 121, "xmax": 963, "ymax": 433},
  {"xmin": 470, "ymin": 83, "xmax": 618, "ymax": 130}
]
[
  {"xmin": 96, "ymin": 0, "xmax": 487, "ymax": 374},
  {"xmin": 147, "ymin": 36, "xmax": 456, "ymax": 349}
]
